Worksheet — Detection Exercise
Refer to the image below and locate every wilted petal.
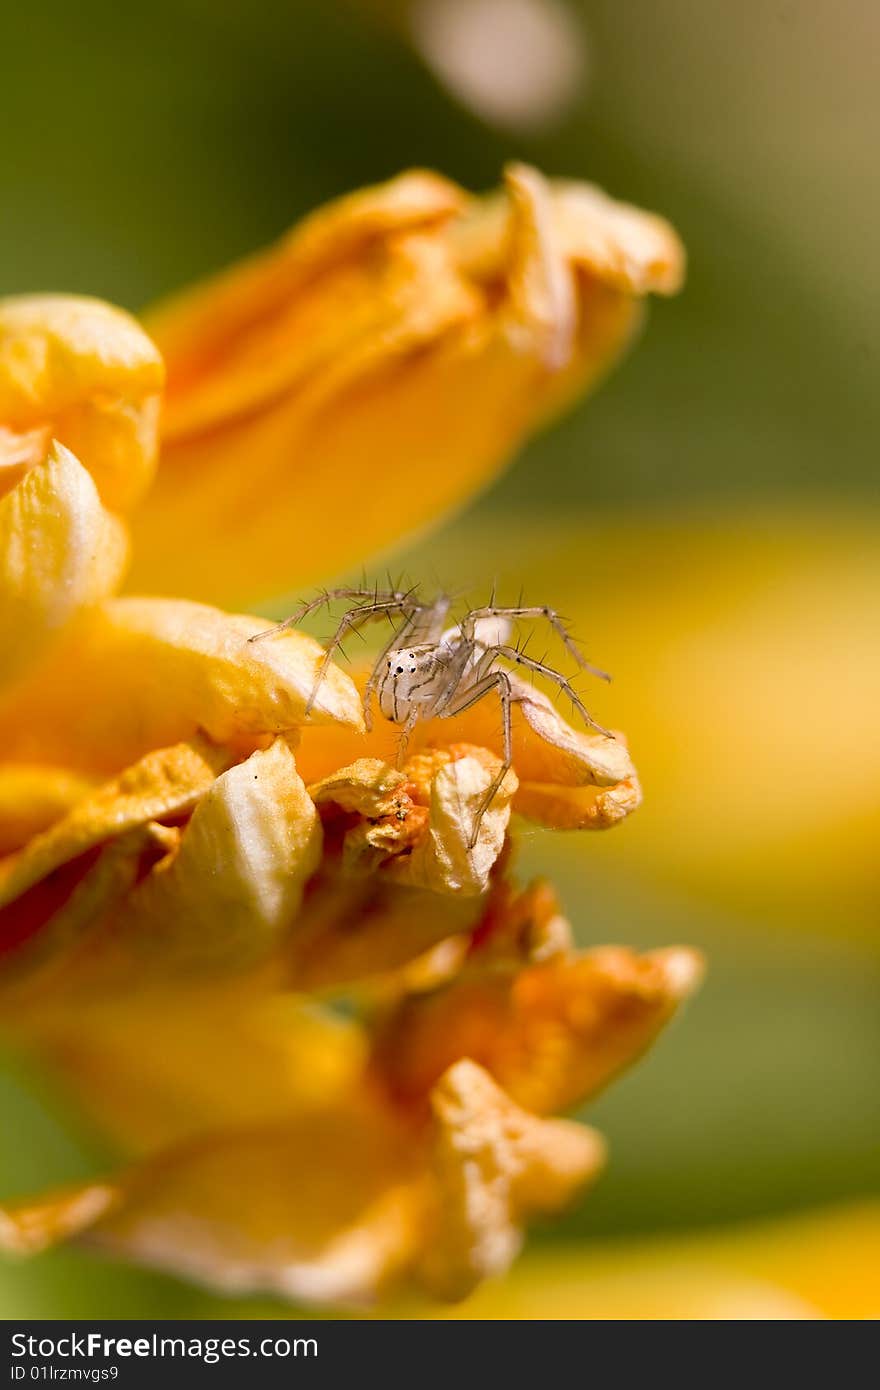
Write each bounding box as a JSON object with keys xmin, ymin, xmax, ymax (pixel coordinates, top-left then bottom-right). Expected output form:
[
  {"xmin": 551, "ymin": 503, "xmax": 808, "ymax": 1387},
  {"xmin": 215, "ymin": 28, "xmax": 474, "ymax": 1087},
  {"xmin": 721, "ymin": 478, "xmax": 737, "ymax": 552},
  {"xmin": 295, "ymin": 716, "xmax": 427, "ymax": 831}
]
[
  {"xmin": 124, "ymin": 738, "xmax": 321, "ymax": 970},
  {"xmin": 420, "ymin": 1059, "xmax": 605, "ymax": 1299},
  {"xmin": 0, "ymin": 826, "xmax": 159, "ymax": 992},
  {"xmin": 0, "ymin": 737, "xmax": 230, "ymax": 911},
  {"xmin": 415, "ymin": 680, "xmax": 639, "ymax": 830},
  {"xmin": 514, "ymin": 772, "xmax": 642, "ymax": 829},
  {"xmin": 388, "ymin": 750, "xmax": 517, "ymax": 896},
  {"xmin": 0, "ymin": 294, "xmax": 164, "ymax": 511},
  {"xmin": 373, "ymin": 945, "xmax": 704, "ymax": 1116},
  {"xmin": 0, "ymin": 444, "xmax": 127, "ymax": 692},
  {"xmin": 0, "ymin": 596, "xmax": 363, "ymax": 775}
]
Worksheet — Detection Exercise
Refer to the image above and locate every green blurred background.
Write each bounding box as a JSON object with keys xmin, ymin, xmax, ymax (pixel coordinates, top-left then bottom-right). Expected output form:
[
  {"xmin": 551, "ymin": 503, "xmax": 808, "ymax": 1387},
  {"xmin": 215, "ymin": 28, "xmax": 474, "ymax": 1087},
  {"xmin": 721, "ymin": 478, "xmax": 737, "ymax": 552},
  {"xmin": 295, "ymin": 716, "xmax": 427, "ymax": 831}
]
[{"xmin": 1, "ymin": 0, "xmax": 877, "ymax": 1316}]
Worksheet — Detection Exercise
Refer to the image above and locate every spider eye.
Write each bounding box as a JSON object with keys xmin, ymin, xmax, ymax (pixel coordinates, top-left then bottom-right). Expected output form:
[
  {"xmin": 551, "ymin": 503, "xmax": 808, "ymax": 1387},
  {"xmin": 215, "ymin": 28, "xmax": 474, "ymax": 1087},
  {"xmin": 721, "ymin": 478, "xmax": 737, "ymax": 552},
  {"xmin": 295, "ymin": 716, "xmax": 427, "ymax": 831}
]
[
  {"xmin": 410, "ymin": 667, "xmax": 416, "ymax": 673},
  {"xmin": 396, "ymin": 666, "xmax": 403, "ymax": 675}
]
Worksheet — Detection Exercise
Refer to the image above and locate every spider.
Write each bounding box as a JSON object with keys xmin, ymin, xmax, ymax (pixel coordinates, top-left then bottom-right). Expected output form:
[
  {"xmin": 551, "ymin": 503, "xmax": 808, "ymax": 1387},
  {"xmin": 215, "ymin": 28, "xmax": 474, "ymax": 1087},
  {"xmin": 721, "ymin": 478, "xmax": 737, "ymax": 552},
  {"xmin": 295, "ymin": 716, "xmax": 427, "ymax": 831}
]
[{"xmin": 249, "ymin": 586, "xmax": 613, "ymax": 848}]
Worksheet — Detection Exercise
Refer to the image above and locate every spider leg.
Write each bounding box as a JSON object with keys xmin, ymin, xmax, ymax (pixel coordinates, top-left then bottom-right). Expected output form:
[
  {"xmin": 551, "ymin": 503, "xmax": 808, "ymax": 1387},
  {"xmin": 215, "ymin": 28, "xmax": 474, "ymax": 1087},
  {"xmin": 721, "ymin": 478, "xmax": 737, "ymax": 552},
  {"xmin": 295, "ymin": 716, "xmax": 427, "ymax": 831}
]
[
  {"xmin": 442, "ymin": 669, "xmax": 513, "ymax": 850},
  {"xmin": 305, "ymin": 597, "xmax": 424, "ymax": 716},
  {"xmin": 247, "ymin": 586, "xmax": 418, "ymax": 644},
  {"xmin": 461, "ymin": 605, "xmax": 611, "ymax": 682},
  {"xmin": 487, "ymin": 644, "xmax": 613, "ymax": 737},
  {"xmin": 395, "ymin": 704, "xmax": 421, "ymax": 769}
]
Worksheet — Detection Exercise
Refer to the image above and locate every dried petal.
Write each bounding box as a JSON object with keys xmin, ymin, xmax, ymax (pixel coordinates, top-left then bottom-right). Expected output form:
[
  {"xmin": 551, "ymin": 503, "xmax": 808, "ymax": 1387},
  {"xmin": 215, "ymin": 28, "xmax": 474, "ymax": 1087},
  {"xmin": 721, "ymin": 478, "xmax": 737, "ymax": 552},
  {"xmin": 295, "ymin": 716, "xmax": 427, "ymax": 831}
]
[
  {"xmin": 420, "ymin": 1060, "xmax": 605, "ymax": 1299},
  {"xmin": 0, "ymin": 737, "xmax": 230, "ymax": 911},
  {"xmin": 388, "ymin": 751, "xmax": 517, "ymax": 896},
  {"xmin": 374, "ymin": 945, "xmax": 704, "ymax": 1116},
  {"xmin": 124, "ymin": 738, "xmax": 321, "ymax": 970}
]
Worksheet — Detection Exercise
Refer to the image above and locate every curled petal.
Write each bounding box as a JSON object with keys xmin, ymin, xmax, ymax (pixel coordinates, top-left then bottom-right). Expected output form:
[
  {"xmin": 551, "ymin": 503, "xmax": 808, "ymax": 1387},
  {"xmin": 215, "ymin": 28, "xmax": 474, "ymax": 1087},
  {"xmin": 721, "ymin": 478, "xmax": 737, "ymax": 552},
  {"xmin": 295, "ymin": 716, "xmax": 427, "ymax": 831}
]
[
  {"xmin": 421, "ymin": 682, "xmax": 638, "ymax": 829},
  {"xmin": 373, "ymin": 945, "xmax": 705, "ymax": 1116},
  {"xmin": 309, "ymin": 759, "xmax": 427, "ymax": 875},
  {"xmin": 124, "ymin": 738, "xmax": 321, "ymax": 970},
  {"xmin": 0, "ymin": 295, "xmax": 163, "ymax": 511},
  {"xmin": 552, "ymin": 180, "xmax": 686, "ymax": 294},
  {"xmin": 0, "ymin": 737, "xmax": 230, "ymax": 911},
  {"xmin": 0, "ymin": 444, "xmax": 127, "ymax": 692},
  {"xmin": 308, "ymin": 758, "xmax": 408, "ymax": 818},
  {"xmin": 0, "ymin": 596, "xmax": 363, "ymax": 775},
  {"xmin": 388, "ymin": 751, "xmax": 517, "ymax": 896},
  {"xmin": 514, "ymin": 772, "xmax": 643, "ymax": 829},
  {"xmin": 420, "ymin": 1060, "xmax": 605, "ymax": 1300},
  {"xmin": 0, "ymin": 826, "xmax": 158, "ymax": 992}
]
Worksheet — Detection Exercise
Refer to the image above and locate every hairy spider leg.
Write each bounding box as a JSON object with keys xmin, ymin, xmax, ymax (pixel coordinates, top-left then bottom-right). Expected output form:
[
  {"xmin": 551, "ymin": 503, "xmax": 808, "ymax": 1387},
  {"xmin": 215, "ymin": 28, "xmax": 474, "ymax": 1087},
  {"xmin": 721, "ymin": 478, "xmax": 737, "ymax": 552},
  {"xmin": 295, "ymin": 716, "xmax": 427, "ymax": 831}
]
[
  {"xmin": 305, "ymin": 595, "xmax": 426, "ymax": 715},
  {"xmin": 247, "ymin": 586, "xmax": 419, "ymax": 644},
  {"xmin": 441, "ymin": 668, "xmax": 514, "ymax": 850},
  {"xmin": 460, "ymin": 606, "xmax": 611, "ymax": 683},
  {"xmin": 484, "ymin": 644, "xmax": 612, "ymax": 737}
]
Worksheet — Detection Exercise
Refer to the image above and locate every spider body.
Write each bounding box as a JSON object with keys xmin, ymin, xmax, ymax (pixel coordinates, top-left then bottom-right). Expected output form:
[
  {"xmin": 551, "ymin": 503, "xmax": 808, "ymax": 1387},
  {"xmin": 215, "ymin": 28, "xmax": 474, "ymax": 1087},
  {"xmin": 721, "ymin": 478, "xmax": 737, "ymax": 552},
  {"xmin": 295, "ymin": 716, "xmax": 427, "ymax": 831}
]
[
  {"xmin": 377, "ymin": 641, "xmax": 458, "ymax": 723},
  {"xmin": 249, "ymin": 585, "xmax": 612, "ymax": 847}
]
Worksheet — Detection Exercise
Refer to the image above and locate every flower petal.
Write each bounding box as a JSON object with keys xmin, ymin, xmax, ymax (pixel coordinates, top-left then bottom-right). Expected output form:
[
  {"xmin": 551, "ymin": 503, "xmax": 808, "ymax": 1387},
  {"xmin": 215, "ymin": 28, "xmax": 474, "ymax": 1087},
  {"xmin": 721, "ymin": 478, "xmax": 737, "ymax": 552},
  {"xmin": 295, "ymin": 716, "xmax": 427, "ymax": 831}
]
[
  {"xmin": 149, "ymin": 170, "xmax": 467, "ymax": 440},
  {"xmin": 420, "ymin": 1059, "xmax": 605, "ymax": 1300},
  {"xmin": 0, "ymin": 1108, "xmax": 424, "ymax": 1306},
  {"xmin": 0, "ymin": 443, "xmax": 128, "ymax": 692},
  {"xmin": 0, "ymin": 1182, "xmax": 120, "ymax": 1256},
  {"xmin": 128, "ymin": 167, "xmax": 683, "ymax": 607},
  {"xmin": 0, "ymin": 294, "xmax": 164, "ymax": 511},
  {"xmin": 373, "ymin": 945, "xmax": 704, "ymax": 1116},
  {"xmin": 0, "ymin": 597, "xmax": 363, "ymax": 775},
  {"xmin": 0, "ymin": 737, "xmax": 230, "ymax": 911},
  {"xmin": 0, "ymin": 763, "xmax": 94, "ymax": 856},
  {"xmin": 388, "ymin": 750, "xmax": 517, "ymax": 896},
  {"xmin": 123, "ymin": 738, "xmax": 321, "ymax": 970}
]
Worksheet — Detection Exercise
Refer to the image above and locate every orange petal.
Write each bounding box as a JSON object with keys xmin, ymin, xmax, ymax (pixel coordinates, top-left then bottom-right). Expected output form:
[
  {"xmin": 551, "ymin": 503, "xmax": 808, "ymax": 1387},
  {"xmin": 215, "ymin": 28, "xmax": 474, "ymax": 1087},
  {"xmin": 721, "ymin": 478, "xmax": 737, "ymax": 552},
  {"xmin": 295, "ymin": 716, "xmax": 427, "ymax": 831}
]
[
  {"xmin": 0, "ymin": 294, "xmax": 163, "ymax": 511},
  {"xmin": 388, "ymin": 751, "xmax": 517, "ymax": 896},
  {"xmin": 0, "ymin": 737, "xmax": 229, "ymax": 911},
  {"xmin": 0, "ymin": 443, "xmax": 128, "ymax": 692},
  {"xmin": 0, "ymin": 1107, "xmax": 424, "ymax": 1306},
  {"xmin": 128, "ymin": 166, "xmax": 683, "ymax": 607},
  {"xmin": 0, "ymin": 596, "xmax": 363, "ymax": 775},
  {"xmin": 420, "ymin": 1059, "xmax": 605, "ymax": 1300},
  {"xmin": 373, "ymin": 945, "xmax": 704, "ymax": 1116},
  {"xmin": 123, "ymin": 738, "xmax": 321, "ymax": 971},
  {"xmin": 0, "ymin": 763, "xmax": 94, "ymax": 856}
]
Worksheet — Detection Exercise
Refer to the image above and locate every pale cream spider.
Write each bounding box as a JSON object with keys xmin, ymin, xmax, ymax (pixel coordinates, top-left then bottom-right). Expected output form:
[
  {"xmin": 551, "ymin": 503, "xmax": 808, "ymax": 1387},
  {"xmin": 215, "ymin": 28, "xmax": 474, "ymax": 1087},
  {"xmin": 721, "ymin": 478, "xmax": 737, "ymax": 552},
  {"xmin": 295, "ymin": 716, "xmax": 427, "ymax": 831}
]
[{"xmin": 249, "ymin": 586, "xmax": 613, "ymax": 848}]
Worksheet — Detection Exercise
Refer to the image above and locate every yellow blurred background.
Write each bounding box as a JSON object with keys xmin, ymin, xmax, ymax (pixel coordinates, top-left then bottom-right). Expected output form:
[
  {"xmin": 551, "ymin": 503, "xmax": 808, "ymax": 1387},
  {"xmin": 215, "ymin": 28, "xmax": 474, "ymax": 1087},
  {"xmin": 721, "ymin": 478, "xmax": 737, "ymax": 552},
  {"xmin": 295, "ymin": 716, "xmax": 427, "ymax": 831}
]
[{"xmin": 1, "ymin": 0, "xmax": 877, "ymax": 1317}]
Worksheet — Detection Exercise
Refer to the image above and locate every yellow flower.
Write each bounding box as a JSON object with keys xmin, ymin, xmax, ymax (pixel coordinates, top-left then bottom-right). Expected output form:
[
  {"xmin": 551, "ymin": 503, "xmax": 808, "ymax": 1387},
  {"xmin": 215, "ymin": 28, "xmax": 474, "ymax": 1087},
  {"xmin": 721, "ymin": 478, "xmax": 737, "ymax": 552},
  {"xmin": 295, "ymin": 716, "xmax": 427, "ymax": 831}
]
[
  {"xmin": 128, "ymin": 162, "xmax": 683, "ymax": 607},
  {"xmin": 0, "ymin": 165, "xmax": 696, "ymax": 1307}
]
